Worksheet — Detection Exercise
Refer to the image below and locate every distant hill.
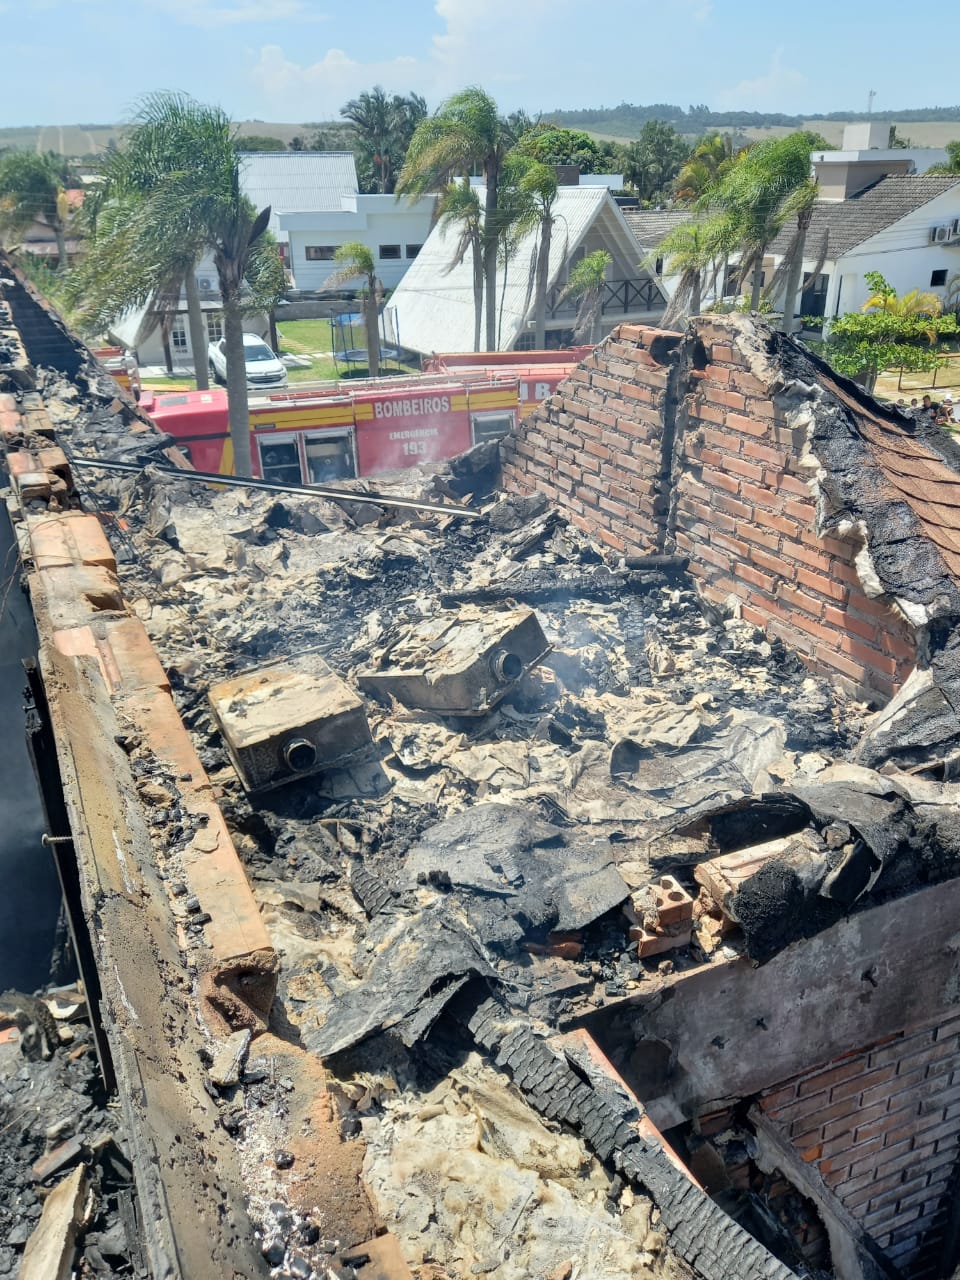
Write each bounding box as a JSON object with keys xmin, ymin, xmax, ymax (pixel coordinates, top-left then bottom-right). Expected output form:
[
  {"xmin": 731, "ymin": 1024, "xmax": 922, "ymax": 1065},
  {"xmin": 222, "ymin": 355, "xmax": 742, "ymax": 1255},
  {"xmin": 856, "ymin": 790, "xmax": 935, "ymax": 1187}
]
[
  {"xmin": 4, "ymin": 107, "xmax": 960, "ymax": 159},
  {"xmin": 544, "ymin": 103, "xmax": 960, "ymax": 145},
  {"xmin": 0, "ymin": 120, "xmax": 344, "ymax": 159}
]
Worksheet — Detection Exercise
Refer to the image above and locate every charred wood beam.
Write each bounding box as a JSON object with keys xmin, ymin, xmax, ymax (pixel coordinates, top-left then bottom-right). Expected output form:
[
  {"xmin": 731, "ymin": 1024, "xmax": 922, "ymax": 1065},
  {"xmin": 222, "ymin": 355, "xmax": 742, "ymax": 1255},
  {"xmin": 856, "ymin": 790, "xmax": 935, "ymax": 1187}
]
[{"xmin": 69, "ymin": 456, "xmax": 481, "ymax": 520}]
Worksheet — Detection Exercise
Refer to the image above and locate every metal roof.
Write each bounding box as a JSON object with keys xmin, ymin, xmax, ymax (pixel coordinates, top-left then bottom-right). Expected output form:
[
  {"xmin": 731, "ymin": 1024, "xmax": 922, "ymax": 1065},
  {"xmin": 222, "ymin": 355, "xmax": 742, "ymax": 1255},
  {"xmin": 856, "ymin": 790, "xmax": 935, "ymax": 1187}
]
[
  {"xmin": 238, "ymin": 152, "xmax": 359, "ymax": 239},
  {"xmin": 390, "ymin": 186, "xmax": 660, "ymax": 354}
]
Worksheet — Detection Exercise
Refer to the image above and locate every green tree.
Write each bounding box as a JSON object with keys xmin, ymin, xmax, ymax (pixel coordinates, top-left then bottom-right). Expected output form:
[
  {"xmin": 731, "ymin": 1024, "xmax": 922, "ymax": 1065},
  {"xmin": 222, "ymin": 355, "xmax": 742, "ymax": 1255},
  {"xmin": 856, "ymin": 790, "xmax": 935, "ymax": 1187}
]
[
  {"xmin": 504, "ymin": 157, "xmax": 560, "ymax": 349},
  {"xmin": 341, "ymin": 87, "xmax": 427, "ymax": 193},
  {"xmin": 326, "ymin": 242, "xmax": 381, "ymax": 376},
  {"xmin": 558, "ymin": 249, "xmax": 611, "ymax": 344},
  {"xmin": 621, "ymin": 121, "xmax": 690, "ymax": 202},
  {"xmin": 70, "ymin": 93, "xmax": 284, "ymax": 477},
  {"xmin": 654, "ymin": 214, "xmax": 737, "ymax": 326},
  {"xmin": 235, "ymin": 134, "xmax": 287, "ymax": 152},
  {"xmin": 674, "ymin": 133, "xmax": 739, "ymax": 203},
  {"xmin": 712, "ymin": 130, "xmax": 826, "ymax": 311},
  {"xmin": 0, "ymin": 150, "xmax": 75, "ymax": 269},
  {"xmin": 927, "ymin": 140, "xmax": 960, "ymax": 174},
  {"xmin": 397, "ymin": 87, "xmax": 516, "ymax": 351},
  {"xmin": 824, "ymin": 274, "xmax": 958, "ymax": 392},
  {"xmin": 435, "ymin": 178, "xmax": 484, "ymax": 352},
  {"xmin": 514, "ymin": 126, "xmax": 601, "ymax": 173}
]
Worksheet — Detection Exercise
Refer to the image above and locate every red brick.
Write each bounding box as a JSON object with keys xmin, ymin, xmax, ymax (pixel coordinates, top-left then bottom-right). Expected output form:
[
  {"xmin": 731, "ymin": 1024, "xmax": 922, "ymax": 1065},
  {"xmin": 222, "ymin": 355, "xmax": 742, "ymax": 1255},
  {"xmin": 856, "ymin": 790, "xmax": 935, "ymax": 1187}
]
[
  {"xmin": 796, "ymin": 567, "xmax": 850, "ymax": 603},
  {"xmin": 709, "ymin": 388, "xmax": 747, "ymax": 411},
  {"xmin": 742, "ymin": 439, "xmax": 789, "ymax": 468},
  {"xmin": 767, "ymin": 471, "xmax": 812, "ymax": 498},
  {"xmin": 722, "ymin": 454, "xmax": 765, "ymax": 483},
  {"xmin": 725, "ymin": 411, "xmax": 771, "ymax": 438},
  {"xmin": 736, "ymin": 564, "xmax": 777, "ymax": 594},
  {"xmin": 756, "ymin": 509, "xmax": 801, "ymax": 539},
  {"xmin": 702, "ymin": 467, "xmax": 741, "ymax": 496},
  {"xmin": 749, "ymin": 545, "xmax": 792, "ymax": 579}
]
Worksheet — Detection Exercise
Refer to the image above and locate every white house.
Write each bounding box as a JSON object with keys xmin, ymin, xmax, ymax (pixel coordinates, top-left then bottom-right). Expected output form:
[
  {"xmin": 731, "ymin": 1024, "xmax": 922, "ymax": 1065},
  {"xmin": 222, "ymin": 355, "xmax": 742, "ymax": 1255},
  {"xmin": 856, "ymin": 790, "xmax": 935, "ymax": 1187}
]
[
  {"xmin": 767, "ymin": 174, "xmax": 960, "ymax": 324},
  {"xmin": 279, "ymin": 194, "xmax": 437, "ymax": 291},
  {"xmin": 389, "ymin": 186, "xmax": 667, "ymax": 355}
]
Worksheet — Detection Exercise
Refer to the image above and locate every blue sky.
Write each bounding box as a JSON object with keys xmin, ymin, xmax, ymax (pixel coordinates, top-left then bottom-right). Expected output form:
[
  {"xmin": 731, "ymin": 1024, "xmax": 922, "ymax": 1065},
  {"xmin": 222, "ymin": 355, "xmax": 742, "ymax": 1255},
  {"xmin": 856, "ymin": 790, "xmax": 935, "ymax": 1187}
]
[{"xmin": 4, "ymin": 0, "xmax": 956, "ymax": 127}]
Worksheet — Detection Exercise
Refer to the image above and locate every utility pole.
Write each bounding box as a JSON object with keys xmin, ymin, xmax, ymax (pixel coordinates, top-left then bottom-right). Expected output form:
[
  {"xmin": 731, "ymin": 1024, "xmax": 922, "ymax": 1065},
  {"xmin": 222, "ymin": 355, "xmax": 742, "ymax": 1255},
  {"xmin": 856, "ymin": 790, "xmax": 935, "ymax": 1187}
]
[{"xmin": 867, "ymin": 89, "xmax": 876, "ymax": 114}]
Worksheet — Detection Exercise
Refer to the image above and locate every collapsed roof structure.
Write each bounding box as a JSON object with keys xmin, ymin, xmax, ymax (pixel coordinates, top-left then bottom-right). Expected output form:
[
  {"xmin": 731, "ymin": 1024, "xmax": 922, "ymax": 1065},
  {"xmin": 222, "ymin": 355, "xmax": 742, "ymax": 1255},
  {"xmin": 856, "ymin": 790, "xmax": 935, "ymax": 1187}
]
[{"xmin": 3, "ymin": 249, "xmax": 960, "ymax": 1280}]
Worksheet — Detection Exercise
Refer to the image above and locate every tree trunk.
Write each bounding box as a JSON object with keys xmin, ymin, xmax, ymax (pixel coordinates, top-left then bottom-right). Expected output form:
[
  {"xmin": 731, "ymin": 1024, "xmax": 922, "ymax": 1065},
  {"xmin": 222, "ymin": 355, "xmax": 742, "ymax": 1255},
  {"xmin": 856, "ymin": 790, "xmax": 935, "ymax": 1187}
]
[
  {"xmin": 161, "ymin": 319, "xmax": 174, "ymax": 376},
  {"xmin": 497, "ymin": 253, "xmax": 509, "ymax": 351},
  {"xmin": 483, "ymin": 157, "xmax": 499, "ymax": 350},
  {"xmin": 364, "ymin": 277, "xmax": 381, "ymax": 378},
  {"xmin": 778, "ymin": 219, "xmax": 810, "ymax": 336},
  {"xmin": 472, "ymin": 241, "xmax": 483, "ymax": 353},
  {"xmin": 690, "ymin": 270, "xmax": 702, "ymax": 319},
  {"xmin": 221, "ymin": 290, "xmax": 253, "ymax": 478},
  {"xmin": 184, "ymin": 270, "xmax": 210, "ymax": 391},
  {"xmin": 749, "ymin": 257, "xmax": 764, "ymax": 311},
  {"xmin": 534, "ymin": 215, "xmax": 552, "ymax": 349}
]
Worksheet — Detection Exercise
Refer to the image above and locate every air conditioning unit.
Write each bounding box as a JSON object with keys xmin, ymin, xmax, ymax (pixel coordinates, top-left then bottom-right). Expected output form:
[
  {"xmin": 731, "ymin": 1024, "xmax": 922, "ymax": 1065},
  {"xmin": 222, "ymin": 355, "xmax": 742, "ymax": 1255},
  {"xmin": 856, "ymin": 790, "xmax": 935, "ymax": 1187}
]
[
  {"xmin": 196, "ymin": 276, "xmax": 215, "ymax": 292},
  {"xmin": 931, "ymin": 226, "xmax": 951, "ymax": 244},
  {"xmin": 952, "ymin": 218, "xmax": 960, "ymax": 236}
]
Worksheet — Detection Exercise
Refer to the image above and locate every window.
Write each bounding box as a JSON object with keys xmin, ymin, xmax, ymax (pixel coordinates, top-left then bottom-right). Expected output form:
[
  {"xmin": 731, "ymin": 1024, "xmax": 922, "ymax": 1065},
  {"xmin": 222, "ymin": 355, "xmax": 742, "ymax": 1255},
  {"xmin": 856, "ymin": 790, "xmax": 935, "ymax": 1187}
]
[
  {"xmin": 258, "ymin": 438, "xmax": 302, "ymax": 486},
  {"xmin": 471, "ymin": 411, "xmax": 516, "ymax": 444},
  {"xmin": 206, "ymin": 313, "xmax": 223, "ymax": 343},
  {"xmin": 379, "ymin": 244, "xmax": 402, "ymax": 260},
  {"xmin": 932, "ymin": 269, "xmax": 948, "ymax": 287},
  {"xmin": 305, "ymin": 245, "xmax": 336, "ymax": 261},
  {"xmin": 405, "ymin": 243, "xmax": 422, "ymax": 259},
  {"xmin": 171, "ymin": 318, "xmax": 188, "ymax": 351},
  {"xmin": 305, "ymin": 432, "xmax": 356, "ymax": 482}
]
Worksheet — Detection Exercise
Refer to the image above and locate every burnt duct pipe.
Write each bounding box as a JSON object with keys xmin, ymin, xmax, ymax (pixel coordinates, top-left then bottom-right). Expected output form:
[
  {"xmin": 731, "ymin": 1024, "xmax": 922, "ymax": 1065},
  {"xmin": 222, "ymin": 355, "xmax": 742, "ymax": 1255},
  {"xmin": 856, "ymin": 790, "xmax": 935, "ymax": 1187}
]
[{"xmin": 69, "ymin": 456, "xmax": 481, "ymax": 520}]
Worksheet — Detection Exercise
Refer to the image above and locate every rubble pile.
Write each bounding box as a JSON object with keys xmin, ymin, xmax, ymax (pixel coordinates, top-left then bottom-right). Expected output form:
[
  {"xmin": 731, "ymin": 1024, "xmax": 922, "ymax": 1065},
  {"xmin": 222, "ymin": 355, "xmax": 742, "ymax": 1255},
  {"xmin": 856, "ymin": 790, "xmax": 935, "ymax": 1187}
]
[{"xmin": 0, "ymin": 988, "xmax": 140, "ymax": 1279}]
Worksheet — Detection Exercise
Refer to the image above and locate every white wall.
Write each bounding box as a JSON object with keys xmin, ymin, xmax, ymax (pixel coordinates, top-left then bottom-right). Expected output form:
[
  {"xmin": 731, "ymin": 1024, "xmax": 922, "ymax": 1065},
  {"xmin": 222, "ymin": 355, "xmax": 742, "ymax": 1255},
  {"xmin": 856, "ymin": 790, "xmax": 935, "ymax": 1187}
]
[
  {"xmin": 281, "ymin": 196, "xmax": 436, "ymax": 291},
  {"xmin": 134, "ymin": 310, "xmax": 267, "ymax": 370},
  {"xmin": 828, "ymin": 187, "xmax": 960, "ymax": 316}
]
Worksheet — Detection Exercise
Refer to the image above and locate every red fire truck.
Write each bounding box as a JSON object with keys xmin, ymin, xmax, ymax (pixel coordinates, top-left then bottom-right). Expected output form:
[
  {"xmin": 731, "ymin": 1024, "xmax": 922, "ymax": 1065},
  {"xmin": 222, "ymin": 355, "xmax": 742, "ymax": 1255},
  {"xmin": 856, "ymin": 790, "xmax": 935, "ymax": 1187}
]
[
  {"xmin": 133, "ymin": 349, "xmax": 585, "ymax": 484},
  {"xmin": 141, "ymin": 374, "xmax": 524, "ymax": 484}
]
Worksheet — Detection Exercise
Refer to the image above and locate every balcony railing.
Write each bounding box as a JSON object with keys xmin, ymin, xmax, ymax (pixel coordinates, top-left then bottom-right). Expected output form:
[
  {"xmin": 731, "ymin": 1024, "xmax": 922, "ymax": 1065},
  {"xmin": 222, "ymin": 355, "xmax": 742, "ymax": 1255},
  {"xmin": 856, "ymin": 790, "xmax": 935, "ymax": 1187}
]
[{"xmin": 546, "ymin": 277, "xmax": 662, "ymax": 319}]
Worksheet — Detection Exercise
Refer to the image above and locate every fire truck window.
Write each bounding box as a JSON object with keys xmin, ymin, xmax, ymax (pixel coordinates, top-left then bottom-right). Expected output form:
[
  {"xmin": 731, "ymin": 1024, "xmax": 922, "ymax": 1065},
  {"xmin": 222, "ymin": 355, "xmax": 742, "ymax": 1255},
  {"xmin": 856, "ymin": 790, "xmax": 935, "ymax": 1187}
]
[
  {"xmin": 471, "ymin": 412, "xmax": 515, "ymax": 444},
  {"xmin": 305, "ymin": 435, "xmax": 356, "ymax": 482},
  {"xmin": 259, "ymin": 440, "xmax": 303, "ymax": 486}
]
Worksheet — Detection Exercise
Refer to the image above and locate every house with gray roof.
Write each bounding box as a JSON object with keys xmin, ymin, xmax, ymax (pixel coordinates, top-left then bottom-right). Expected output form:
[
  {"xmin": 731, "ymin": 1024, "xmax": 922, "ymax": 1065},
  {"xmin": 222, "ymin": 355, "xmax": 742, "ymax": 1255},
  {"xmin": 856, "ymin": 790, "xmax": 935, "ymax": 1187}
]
[{"xmin": 767, "ymin": 173, "xmax": 960, "ymax": 323}]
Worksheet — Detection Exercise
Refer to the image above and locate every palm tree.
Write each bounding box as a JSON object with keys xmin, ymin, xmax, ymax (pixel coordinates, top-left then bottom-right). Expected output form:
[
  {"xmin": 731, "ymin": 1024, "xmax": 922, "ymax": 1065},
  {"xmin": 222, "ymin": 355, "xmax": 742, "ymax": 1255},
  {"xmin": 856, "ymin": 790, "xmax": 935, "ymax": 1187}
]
[
  {"xmin": 514, "ymin": 159, "xmax": 560, "ymax": 350},
  {"xmin": 435, "ymin": 178, "xmax": 484, "ymax": 352},
  {"xmin": 653, "ymin": 216, "xmax": 736, "ymax": 327},
  {"xmin": 675, "ymin": 134, "xmax": 739, "ymax": 203},
  {"xmin": 711, "ymin": 132, "xmax": 826, "ymax": 311},
  {"xmin": 326, "ymin": 242, "xmax": 381, "ymax": 376},
  {"xmin": 72, "ymin": 93, "xmax": 283, "ymax": 477},
  {"xmin": 341, "ymin": 88, "xmax": 426, "ymax": 194},
  {"xmin": 767, "ymin": 180, "xmax": 825, "ymax": 335},
  {"xmin": 341, "ymin": 87, "xmax": 392, "ymax": 193},
  {"xmin": 559, "ymin": 249, "xmax": 611, "ymax": 344},
  {"xmin": 397, "ymin": 87, "xmax": 514, "ymax": 351},
  {"xmin": 0, "ymin": 151, "xmax": 74, "ymax": 269}
]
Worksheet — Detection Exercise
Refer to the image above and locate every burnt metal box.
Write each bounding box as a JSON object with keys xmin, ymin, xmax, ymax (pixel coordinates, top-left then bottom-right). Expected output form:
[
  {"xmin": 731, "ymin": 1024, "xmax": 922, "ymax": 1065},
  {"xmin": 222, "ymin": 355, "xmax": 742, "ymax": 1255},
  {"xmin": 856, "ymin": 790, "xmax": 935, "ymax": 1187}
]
[
  {"xmin": 358, "ymin": 606, "xmax": 550, "ymax": 716},
  {"xmin": 208, "ymin": 653, "xmax": 372, "ymax": 793}
]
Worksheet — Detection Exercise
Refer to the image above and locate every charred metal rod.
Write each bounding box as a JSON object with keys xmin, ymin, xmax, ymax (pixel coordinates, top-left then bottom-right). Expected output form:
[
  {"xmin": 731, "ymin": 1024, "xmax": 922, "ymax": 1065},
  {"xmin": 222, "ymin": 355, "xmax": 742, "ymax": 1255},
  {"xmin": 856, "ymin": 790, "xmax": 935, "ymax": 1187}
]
[{"xmin": 69, "ymin": 455, "xmax": 481, "ymax": 520}]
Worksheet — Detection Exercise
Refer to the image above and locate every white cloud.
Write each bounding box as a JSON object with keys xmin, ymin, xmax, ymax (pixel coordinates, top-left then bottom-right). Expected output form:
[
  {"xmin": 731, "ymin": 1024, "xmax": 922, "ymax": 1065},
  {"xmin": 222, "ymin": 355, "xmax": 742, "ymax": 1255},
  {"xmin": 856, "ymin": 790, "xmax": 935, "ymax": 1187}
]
[
  {"xmin": 158, "ymin": 0, "xmax": 326, "ymax": 28},
  {"xmin": 251, "ymin": 44, "xmax": 426, "ymax": 118},
  {"xmin": 716, "ymin": 46, "xmax": 806, "ymax": 112}
]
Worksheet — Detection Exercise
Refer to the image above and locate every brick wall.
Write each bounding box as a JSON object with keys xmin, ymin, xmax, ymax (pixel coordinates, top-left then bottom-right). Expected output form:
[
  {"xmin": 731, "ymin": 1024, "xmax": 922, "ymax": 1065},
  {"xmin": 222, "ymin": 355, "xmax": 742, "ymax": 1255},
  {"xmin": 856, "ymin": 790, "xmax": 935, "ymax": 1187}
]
[
  {"xmin": 500, "ymin": 318, "xmax": 918, "ymax": 702},
  {"xmin": 757, "ymin": 1012, "xmax": 960, "ymax": 1278}
]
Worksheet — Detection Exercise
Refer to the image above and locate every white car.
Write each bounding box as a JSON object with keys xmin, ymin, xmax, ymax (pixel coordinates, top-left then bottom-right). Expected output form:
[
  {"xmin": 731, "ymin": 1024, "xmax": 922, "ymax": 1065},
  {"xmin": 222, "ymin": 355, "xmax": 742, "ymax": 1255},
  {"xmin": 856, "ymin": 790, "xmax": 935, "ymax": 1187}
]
[{"xmin": 208, "ymin": 332, "xmax": 288, "ymax": 390}]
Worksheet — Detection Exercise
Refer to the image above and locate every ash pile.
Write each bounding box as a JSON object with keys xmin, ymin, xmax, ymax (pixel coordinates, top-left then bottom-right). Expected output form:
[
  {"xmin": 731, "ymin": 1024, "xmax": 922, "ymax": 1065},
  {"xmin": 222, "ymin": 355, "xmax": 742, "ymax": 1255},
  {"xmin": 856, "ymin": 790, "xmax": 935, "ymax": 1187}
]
[
  {"xmin": 0, "ymin": 986, "xmax": 141, "ymax": 1279},
  {"xmin": 38, "ymin": 404, "xmax": 878, "ymax": 1276}
]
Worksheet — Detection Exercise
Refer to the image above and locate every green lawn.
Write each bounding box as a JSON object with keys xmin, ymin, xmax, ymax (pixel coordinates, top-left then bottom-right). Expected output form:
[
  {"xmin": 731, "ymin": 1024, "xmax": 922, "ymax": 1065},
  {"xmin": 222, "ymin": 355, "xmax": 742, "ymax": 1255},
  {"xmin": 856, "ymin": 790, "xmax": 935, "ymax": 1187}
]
[{"xmin": 276, "ymin": 317, "xmax": 420, "ymax": 382}]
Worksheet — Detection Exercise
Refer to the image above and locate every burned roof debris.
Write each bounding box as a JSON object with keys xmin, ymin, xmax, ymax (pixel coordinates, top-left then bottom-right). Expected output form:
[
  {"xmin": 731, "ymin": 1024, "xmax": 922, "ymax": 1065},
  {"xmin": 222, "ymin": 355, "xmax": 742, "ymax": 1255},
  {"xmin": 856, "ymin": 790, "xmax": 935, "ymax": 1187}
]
[{"xmin": 7, "ymin": 251, "xmax": 960, "ymax": 1280}]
